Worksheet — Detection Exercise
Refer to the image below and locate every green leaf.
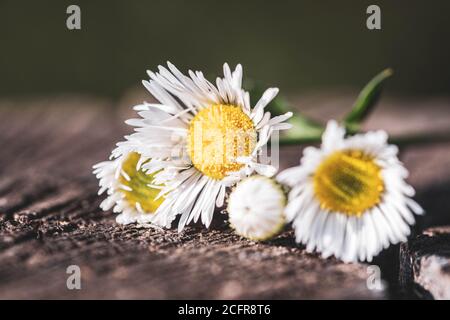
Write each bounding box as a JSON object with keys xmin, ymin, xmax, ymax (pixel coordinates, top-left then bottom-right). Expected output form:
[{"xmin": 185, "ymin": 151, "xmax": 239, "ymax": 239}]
[
  {"xmin": 247, "ymin": 80, "xmax": 324, "ymax": 145},
  {"xmin": 281, "ymin": 113, "xmax": 324, "ymax": 144},
  {"xmin": 344, "ymin": 68, "xmax": 393, "ymax": 133},
  {"xmin": 246, "ymin": 80, "xmax": 287, "ymax": 116}
]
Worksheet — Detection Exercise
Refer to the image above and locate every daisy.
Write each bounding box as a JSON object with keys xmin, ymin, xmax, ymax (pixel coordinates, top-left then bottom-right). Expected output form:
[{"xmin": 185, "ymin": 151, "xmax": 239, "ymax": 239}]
[
  {"xmin": 227, "ymin": 175, "xmax": 287, "ymax": 241},
  {"xmin": 93, "ymin": 151, "xmax": 164, "ymax": 225},
  {"xmin": 114, "ymin": 62, "xmax": 292, "ymax": 231},
  {"xmin": 277, "ymin": 120, "xmax": 424, "ymax": 263}
]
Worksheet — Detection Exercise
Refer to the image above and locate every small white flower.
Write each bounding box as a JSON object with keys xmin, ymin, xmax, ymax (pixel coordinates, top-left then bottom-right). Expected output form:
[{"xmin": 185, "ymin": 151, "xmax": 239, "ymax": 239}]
[
  {"xmin": 228, "ymin": 175, "xmax": 286, "ymax": 241},
  {"xmin": 277, "ymin": 120, "xmax": 424, "ymax": 263},
  {"xmin": 115, "ymin": 62, "xmax": 292, "ymax": 231},
  {"xmin": 93, "ymin": 151, "xmax": 163, "ymax": 225}
]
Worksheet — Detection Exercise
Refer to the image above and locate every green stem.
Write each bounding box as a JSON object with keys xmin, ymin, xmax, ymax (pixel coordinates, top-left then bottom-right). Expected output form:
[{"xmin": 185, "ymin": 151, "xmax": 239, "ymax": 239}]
[
  {"xmin": 280, "ymin": 128, "xmax": 450, "ymax": 147},
  {"xmin": 388, "ymin": 131, "xmax": 450, "ymax": 147}
]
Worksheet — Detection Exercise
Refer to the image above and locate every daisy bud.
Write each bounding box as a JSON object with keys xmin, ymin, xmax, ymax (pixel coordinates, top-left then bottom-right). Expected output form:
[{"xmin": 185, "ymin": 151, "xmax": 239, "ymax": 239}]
[{"xmin": 227, "ymin": 175, "xmax": 287, "ymax": 241}]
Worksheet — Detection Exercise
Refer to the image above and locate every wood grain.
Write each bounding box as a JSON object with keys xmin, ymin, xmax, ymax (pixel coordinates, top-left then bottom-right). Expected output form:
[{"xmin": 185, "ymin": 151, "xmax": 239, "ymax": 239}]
[
  {"xmin": 400, "ymin": 227, "xmax": 450, "ymax": 299},
  {"xmin": 0, "ymin": 95, "xmax": 449, "ymax": 299}
]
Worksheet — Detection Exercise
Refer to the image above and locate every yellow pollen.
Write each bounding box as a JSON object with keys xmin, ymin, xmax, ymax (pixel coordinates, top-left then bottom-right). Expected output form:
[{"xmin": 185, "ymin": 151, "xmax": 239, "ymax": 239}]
[
  {"xmin": 313, "ymin": 149, "xmax": 384, "ymax": 216},
  {"xmin": 188, "ymin": 104, "xmax": 257, "ymax": 180},
  {"xmin": 118, "ymin": 152, "xmax": 163, "ymax": 213}
]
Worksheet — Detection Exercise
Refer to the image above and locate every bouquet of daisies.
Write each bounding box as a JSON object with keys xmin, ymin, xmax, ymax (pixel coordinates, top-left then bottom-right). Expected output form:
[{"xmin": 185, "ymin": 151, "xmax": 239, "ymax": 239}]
[{"xmin": 94, "ymin": 63, "xmax": 423, "ymax": 263}]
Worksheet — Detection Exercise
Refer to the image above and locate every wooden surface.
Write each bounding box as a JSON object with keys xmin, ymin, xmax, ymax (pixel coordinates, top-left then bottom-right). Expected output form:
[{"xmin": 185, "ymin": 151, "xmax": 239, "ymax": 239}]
[
  {"xmin": 0, "ymin": 94, "xmax": 449, "ymax": 299},
  {"xmin": 400, "ymin": 227, "xmax": 450, "ymax": 299}
]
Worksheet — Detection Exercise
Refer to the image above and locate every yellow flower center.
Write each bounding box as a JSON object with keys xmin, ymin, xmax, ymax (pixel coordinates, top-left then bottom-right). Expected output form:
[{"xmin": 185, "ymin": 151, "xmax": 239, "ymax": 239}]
[
  {"xmin": 118, "ymin": 152, "xmax": 163, "ymax": 213},
  {"xmin": 313, "ymin": 149, "xmax": 384, "ymax": 216},
  {"xmin": 188, "ymin": 104, "xmax": 257, "ymax": 180}
]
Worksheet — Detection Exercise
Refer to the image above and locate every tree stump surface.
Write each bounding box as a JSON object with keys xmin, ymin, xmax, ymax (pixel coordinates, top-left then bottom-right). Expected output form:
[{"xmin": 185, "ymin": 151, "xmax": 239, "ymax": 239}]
[
  {"xmin": 0, "ymin": 94, "xmax": 449, "ymax": 299},
  {"xmin": 400, "ymin": 227, "xmax": 450, "ymax": 299}
]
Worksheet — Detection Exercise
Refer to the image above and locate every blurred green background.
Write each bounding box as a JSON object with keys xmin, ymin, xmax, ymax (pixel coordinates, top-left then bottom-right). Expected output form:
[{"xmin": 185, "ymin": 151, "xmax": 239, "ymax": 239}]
[{"xmin": 1, "ymin": 0, "xmax": 449, "ymax": 99}]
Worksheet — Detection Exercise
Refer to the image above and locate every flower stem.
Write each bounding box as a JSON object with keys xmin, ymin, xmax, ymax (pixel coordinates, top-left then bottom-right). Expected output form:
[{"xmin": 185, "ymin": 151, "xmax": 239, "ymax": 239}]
[{"xmin": 280, "ymin": 126, "xmax": 450, "ymax": 147}]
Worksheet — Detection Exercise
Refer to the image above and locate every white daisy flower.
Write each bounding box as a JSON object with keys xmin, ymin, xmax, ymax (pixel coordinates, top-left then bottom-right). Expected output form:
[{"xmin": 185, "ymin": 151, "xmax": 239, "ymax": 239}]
[
  {"xmin": 228, "ymin": 175, "xmax": 286, "ymax": 241},
  {"xmin": 114, "ymin": 62, "xmax": 292, "ymax": 231},
  {"xmin": 93, "ymin": 151, "xmax": 164, "ymax": 225},
  {"xmin": 277, "ymin": 120, "xmax": 424, "ymax": 263}
]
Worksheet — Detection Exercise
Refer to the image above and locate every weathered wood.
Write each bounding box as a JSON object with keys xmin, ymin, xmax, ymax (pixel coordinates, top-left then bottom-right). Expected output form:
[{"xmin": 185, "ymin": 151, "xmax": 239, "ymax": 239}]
[
  {"xmin": 0, "ymin": 94, "xmax": 449, "ymax": 299},
  {"xmin": 400, "ymin": 227, "xmax": 450, "ymax": 299}
]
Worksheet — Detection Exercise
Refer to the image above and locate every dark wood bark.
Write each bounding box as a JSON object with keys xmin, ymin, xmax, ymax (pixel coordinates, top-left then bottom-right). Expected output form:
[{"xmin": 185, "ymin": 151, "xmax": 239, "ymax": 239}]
[{"xmin": 400, "ymin": 227, "xmax": 450, "ymax": 299}]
